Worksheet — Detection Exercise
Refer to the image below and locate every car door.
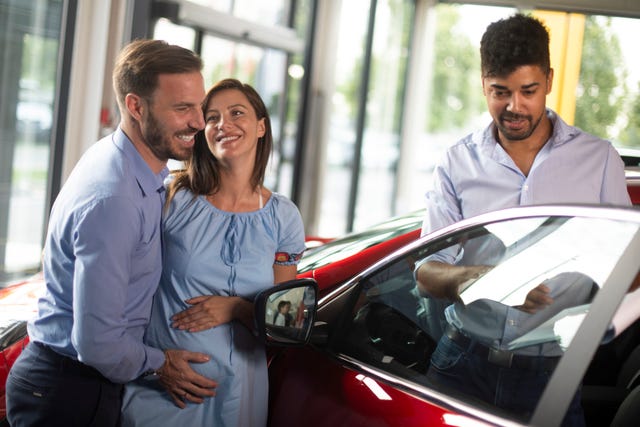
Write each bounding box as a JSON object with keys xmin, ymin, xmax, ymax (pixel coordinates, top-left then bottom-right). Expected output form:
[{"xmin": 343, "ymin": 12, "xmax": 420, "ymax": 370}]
[{"xmin": 268, "ymin": 205, "xmax": 640, "ymax": 427}]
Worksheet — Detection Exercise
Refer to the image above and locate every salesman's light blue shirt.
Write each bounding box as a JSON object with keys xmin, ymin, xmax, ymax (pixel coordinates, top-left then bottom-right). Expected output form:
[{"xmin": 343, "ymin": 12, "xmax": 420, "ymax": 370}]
[
  {"xmin": 421, "ymin": 109, "xmax": 631, "ymax": 238},
  {"xmin": 418, "ymin": 109, "xmax": 631, "ymax": 355},
  {"xmin": 29, "ymin": 127, "xmax": 167, "ymax": 383}
]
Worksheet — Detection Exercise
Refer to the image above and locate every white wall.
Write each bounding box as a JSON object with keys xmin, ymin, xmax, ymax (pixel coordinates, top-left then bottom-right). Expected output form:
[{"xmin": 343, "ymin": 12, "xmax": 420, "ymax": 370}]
[{"xmin": 61, "ymin": 0, "xmax": 126, "ymax": 183}]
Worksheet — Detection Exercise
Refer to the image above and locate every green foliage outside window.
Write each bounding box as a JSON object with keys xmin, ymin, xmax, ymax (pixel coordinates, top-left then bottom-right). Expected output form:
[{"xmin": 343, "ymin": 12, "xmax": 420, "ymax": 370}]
[
  {"xmin": 575, "ymin": 16, "xmax": 636, "ymax": 147},
  {"xmin": 427, "ymin": 6, "xmax": 484, "ymax": 133}
]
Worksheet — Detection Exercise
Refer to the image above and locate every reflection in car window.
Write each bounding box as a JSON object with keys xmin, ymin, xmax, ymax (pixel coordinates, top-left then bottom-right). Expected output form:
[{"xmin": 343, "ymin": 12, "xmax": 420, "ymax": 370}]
[{"xmin": 331, "ymin": 214, "xmax": 640, "ymax": 425}]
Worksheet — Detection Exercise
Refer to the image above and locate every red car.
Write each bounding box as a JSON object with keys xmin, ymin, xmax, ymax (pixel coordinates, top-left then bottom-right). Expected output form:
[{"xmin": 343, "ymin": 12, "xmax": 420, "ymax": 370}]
[
  {"xmin": 266, "ymin": 204, "xmax": 640, "ymax": 427},
  {"xmin": 0, "ymin": 274, "xmax": 42, "ymax": 424}
]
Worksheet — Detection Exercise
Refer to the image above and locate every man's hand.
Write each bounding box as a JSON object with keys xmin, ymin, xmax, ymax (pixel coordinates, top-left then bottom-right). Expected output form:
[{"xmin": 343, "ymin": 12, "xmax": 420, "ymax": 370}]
[
  {"xmin": 157, "ymin": 349, "xmax": 217, "ymax": 409},
  {"xmin": 519, "ymin": 284, "xmax": 554, "ymax": 314},
  {"xmin": 416, "ymin": 261, "xmax": 492, "ymax": 302}
]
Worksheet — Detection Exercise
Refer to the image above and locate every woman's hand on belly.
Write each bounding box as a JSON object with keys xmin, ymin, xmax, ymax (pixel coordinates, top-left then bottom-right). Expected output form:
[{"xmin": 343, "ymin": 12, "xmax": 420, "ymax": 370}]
[{"xmin": 171, "ymin": 295, "xmax": 254, "ymax": 332}]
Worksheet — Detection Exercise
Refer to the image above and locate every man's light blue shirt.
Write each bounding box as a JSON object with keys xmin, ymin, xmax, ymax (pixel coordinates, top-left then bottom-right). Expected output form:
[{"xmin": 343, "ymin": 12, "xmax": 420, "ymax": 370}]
[
  {"xmin": 29, "ymin": 127, "xmax": 167, "ymax": 383},
  {"xmin": 421, "ymin": 109, "xmax": 631, "ymax": 239},
  {"xmin": 418, "ymin": 110, "xmax": 631, "ymax": 354}
]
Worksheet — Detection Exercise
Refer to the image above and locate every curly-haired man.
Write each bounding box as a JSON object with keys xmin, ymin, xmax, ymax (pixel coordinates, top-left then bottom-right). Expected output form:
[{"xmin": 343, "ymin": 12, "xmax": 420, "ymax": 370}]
[{"xmin": 415, "ymin": 13, "xmax": 630, "ymax": 427}]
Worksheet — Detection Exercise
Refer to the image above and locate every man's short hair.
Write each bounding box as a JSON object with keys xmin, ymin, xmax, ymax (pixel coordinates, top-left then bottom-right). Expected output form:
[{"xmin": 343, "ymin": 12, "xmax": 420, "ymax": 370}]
[
  {"xmin": 480, "ymin": 13, "xmax": 551, "ymax": 77},
  {"xmin": 112, "ymin": 39, "xmax": 203, "ymax": 108}
]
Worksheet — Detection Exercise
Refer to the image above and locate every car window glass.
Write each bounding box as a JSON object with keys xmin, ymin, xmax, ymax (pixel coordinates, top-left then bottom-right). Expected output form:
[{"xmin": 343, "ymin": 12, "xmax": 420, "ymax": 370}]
[{"xmin": 331, "ymin": 213, "xmax": 640, "ymax": 424}]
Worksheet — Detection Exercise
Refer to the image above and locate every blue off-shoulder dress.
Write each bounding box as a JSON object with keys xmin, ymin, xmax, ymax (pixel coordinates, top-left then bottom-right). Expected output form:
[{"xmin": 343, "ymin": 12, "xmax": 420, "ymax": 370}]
[{"xmin": 121, "ymin": 189, "xmax": 305, "ymax": 427}]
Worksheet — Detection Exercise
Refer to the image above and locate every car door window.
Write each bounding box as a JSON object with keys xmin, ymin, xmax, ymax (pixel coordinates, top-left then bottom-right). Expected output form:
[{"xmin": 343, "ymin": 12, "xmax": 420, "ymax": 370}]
[{"xmin": 331, "ymin": 213, "xmax": 640, "ymax": 424}]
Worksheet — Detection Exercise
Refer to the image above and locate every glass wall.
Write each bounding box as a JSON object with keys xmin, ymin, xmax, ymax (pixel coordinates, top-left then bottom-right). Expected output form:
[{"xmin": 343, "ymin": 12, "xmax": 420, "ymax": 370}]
[
  {"xmin": 190, "ymin": 0, "xmax": 291, "ymax": 26},
  {"xmin": 575, "ymin": 15, "xmax": 639, "ymax": 148},
  {"xmin": 316, "ymin": 0, "xmax": 371, "ymax": 235},
  {"xmin": 317, "ymin": 0, "xmax": 415, "ymax": 235},
  {"xmin": 353, "ymin": 0, "xmax": 414, "ymax": 231},
  {"xmin": 0, "ymin": 0, "xmax": 65, "ymax": 283},
  {"xmin": 317, "ymin": 1, "xmax": 501, "ymax": 235}
]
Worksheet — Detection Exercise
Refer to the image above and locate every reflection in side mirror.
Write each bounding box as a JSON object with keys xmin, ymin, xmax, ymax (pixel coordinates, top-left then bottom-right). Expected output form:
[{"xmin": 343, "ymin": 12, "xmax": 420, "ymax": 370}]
[{"xmin": 254, "ymin": 278, "xmax": 318, "ymax": 346}]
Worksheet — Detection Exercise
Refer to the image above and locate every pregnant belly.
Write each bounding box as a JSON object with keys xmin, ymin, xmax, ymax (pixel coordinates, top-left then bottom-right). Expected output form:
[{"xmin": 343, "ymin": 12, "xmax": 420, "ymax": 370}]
[{"xmin": 146, "ymin": 322, "xmax": 258, "ymax": 380}]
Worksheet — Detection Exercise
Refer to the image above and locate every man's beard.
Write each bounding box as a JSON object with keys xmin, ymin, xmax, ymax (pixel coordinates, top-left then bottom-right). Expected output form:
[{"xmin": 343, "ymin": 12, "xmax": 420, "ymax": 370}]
[
  {"xmin": 497, "ymin": 111, "xmax": 544, "ymax": 141},
  {"xmin": 140, "ymin": 110, "xmax": 194, "ymax": 162}
]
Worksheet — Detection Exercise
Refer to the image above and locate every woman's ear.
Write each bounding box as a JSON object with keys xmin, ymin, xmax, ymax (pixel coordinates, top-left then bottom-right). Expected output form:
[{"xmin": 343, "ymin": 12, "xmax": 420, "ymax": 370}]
[{"xmin": 257, "ymin": 117, "xmax": 266, "ymax": 138}]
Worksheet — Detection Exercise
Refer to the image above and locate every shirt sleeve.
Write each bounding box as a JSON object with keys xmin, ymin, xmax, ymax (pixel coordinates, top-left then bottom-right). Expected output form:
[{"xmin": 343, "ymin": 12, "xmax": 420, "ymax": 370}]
[
  {"xmin": 275, "ymin": 197, "xmax": 306, "ymax": 266},
  {"xmin": 421, "ymin": 154, "xmax": 464, "ymax": 238},
  {"xmin": 417, "ymin": 154, "xmax": 465, "ymax": 267},
  {"xmin": 71, "ymin": 196, "xmax": 164, "ymax": 382},
  {"xmin": 601, "ymin": 144, "xmax": 632, "ymax": 206}
]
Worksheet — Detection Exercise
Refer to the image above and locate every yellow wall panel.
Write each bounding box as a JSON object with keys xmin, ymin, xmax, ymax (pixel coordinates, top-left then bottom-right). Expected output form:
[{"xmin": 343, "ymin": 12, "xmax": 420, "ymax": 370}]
[{"xmin": 534, "ymin": 11, "xmax": 585, "ymax": 125}]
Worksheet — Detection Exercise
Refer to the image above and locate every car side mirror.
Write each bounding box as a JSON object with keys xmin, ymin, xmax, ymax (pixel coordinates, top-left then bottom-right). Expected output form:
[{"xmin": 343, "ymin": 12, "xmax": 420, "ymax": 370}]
[{"xmin": 254, "ymin": 278, "xmax": 318, "ymax": 346}]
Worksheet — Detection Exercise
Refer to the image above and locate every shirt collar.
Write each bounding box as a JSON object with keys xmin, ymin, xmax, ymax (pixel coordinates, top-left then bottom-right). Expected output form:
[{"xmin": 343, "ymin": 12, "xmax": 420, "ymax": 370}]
[
  {"xmin": 545, "ymin": 108, "xmax": 579, "ymax": 147},
  {"xmin": 113, "ymin": 127, "xmax": 169, "ymax": 197}
]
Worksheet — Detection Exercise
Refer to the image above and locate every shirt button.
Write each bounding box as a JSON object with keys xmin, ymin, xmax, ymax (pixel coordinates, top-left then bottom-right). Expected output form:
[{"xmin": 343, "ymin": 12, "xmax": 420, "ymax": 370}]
[{"xmin": 523, "ymin": 184, "xmax": 529, "ymax": 191}]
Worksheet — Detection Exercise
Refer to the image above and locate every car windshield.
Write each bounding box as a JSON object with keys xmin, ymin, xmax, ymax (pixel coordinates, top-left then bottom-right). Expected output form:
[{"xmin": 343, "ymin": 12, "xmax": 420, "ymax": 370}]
[{"xmin": 298, "ymin": 210, "xmax": 423, "ymax": 273}]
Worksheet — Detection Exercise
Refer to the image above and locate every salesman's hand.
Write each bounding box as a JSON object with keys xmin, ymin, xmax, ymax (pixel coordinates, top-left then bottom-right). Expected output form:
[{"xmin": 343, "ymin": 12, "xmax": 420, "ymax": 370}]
[
  {"xmin": 519, "ymin": 284, "xmax": 554, "ymax": 314},
  {"xmin": 157, "ymin": 349, "xmax": 217, "ymax": 409}
]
